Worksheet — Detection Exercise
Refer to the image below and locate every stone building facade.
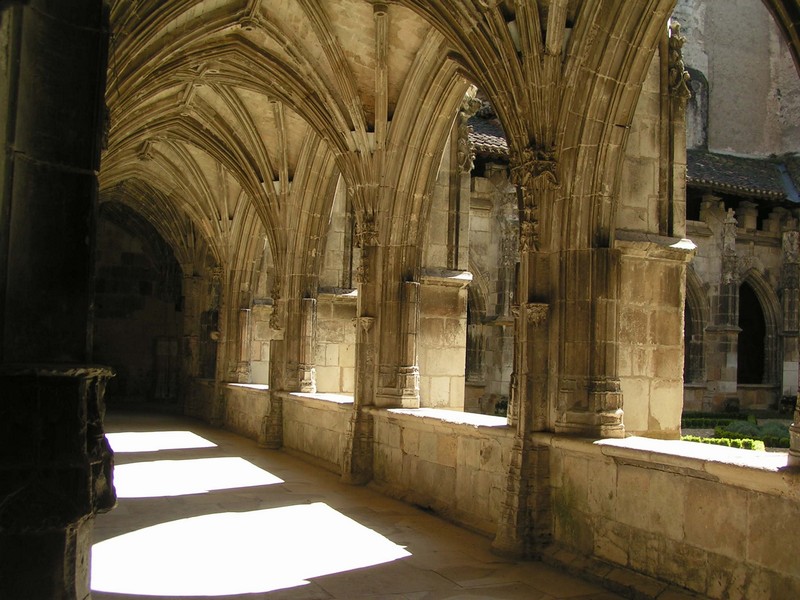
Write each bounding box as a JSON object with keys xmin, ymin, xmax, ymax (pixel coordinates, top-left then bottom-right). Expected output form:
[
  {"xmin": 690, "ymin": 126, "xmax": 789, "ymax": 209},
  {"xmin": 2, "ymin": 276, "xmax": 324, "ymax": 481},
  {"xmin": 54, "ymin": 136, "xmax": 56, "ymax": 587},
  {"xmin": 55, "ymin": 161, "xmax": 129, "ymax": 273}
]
[
  {"xmin": 674, "ymin": 0, "xmax": 800, "ymax": 412},
  {"xmin": 2, "ymin": 1, "xmax": 800, "ymax": 599}
]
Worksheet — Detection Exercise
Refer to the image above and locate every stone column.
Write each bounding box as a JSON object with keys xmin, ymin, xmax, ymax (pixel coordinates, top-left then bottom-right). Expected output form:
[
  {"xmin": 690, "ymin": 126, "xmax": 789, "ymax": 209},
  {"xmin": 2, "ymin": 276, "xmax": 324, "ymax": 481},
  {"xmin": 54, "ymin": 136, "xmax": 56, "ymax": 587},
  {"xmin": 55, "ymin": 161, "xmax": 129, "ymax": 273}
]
[
  {"xmin": 181, "ymin": 273, "xmax": 202, "ymax": 383},
  {"xmin": 298, "ymin": 297, "xmax": 317, "ymax": 392},
  {"xmin": 376, "ymin": 280, "xmax": 421, "ymax": 408},
  {"xmin": 784, "ymin": 230, "xmax": 800, "ymax": 466},
  {"xmin": 234, "ymin": 307, "xmax": 252, "ymax": 383},
  {"xmin": 781, "ymin": 230, "xmax": 800, "ymax": 402},
  {"xmin": 280, "ymin": 293, "xmax": 318, "ymax": 393},
  {"xmin": 0, "ymin": 2, "xmax": 113, "ymax": 598},
  {"xmin": 342, "ymin": 218, "xmax": 379, "ymax": 484},
  {"xmin": 555, "ymin": 248, "xmax": 625, "ymax": 438},
  {"xmin": 210, "ymin": 267, "xmax": 228, "ymax": 426},
  {"xmin": 492, "ymin": 150, "xmax": 555, "ymax": 557},
  {"xmin": 705, "ymin": 208, "xmax": 742, "ymax": 410}
]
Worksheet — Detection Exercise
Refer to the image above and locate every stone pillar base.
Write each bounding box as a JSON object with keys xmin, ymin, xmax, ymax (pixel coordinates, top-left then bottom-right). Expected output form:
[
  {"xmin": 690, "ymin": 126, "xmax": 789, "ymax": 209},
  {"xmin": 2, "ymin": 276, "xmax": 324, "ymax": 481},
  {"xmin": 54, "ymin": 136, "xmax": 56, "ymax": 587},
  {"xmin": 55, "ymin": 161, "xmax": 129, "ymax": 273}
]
[
  {"xmin": 789, "ymin": 410, "xmax": 800, "ymax": 467},
  {"xmin": 257, "ymin": 392, "xmax": 283, "ymax": 449},
  {"xmin": 491, "ymin": 439, "xmax": 552, "ymax": 559},
  {"xmin": 1, "ymin": 520, "xmax": 93, "ymax": 600},
  {"xmin": 341, "ymin": 410, "xmax": 375, "ymax": 485},
  {"xmin": 0, "ymin": 364, "xmax": 115, "ymax": 600},
  {"xmin": 555, "ymin": 409, "xmax": 625, "ymax": 438}
]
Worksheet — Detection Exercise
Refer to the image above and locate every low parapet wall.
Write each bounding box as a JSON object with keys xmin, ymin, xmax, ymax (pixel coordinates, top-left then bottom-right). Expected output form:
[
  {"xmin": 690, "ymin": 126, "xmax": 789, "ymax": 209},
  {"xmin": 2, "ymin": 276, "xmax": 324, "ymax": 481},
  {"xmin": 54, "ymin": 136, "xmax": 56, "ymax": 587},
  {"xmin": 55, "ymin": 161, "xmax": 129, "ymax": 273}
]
[
  {"xmin": 546, "ymin": 435, "xmax": 800, "ymax": 599},
  {"xmin": 197, "ymin": 387, "xmax": 799, "ymax": 599},
  {"xmin": 370, "ymin": 407, "xmax": 512, "ymax": 536}
]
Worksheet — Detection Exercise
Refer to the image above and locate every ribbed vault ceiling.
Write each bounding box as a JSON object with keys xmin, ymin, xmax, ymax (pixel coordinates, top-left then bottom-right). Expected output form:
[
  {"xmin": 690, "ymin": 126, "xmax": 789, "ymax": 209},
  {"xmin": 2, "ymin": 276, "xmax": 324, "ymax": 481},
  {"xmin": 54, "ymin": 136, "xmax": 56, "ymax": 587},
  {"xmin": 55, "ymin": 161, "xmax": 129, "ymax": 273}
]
[{"xmin": 100, "ymin": 0, "xmax": 800, "ymax": 276}]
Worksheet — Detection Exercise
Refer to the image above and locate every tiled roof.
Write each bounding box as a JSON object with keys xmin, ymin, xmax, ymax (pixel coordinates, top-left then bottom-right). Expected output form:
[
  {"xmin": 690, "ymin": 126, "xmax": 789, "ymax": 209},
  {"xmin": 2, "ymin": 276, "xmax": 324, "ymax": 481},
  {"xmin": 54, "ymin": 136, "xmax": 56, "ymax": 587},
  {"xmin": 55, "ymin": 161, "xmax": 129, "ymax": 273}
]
[
  {"xmin": 687, "ymin": 149, "xmax": 800, "ymax": 202},
  {"xmin": 467, "ymin": 118, "xmax": 800, "ymax": 204},
  {"xmin": 468, "ymin": 117, "xmax": 509, "ymax": 159}
]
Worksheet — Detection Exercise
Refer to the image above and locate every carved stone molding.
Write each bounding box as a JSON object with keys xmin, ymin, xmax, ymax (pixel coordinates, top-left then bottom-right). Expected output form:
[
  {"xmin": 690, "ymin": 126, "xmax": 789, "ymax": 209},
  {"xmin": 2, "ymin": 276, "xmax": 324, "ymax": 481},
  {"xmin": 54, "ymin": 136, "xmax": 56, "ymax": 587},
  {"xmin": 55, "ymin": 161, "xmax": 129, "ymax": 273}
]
[
  {"xmin": 137, "ymin": 140, "xmax": 153, "ymax": 161},
  {"xmin": 784, "ymin": 230, "xmax": 800, "ymax": 264},
  {"xmin": 519, "ymin": 216, "xmax": 539, "ymax": 253},
  {"xmin": 356, "ymin": 262, "xmax": 370, "ymax": 284}
]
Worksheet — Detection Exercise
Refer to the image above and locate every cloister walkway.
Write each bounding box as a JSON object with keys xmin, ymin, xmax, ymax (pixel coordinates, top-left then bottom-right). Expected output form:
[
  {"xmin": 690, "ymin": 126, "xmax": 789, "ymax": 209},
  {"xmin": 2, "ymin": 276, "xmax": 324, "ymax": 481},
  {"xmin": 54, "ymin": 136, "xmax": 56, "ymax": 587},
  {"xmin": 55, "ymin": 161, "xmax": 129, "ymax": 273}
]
[{"xmin": 90, "ymin": 410, "xmax": 626, "ymax": 600}]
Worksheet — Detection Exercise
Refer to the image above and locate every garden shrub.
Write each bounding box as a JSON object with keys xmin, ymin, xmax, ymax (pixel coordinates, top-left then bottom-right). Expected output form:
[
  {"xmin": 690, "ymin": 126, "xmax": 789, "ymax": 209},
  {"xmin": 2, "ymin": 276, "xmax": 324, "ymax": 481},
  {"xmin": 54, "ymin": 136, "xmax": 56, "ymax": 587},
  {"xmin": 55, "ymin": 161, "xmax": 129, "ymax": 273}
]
[
  {"xmin": 681, "ymin": 417, "xmax": 736, "ymax": 429},
  {"xmin": 681, "ymin": 435, "xmax": 765, "ymax": 451},
  {"xmin": 713, "ymin": 420, "xmax": 791, "ymax": 448}
]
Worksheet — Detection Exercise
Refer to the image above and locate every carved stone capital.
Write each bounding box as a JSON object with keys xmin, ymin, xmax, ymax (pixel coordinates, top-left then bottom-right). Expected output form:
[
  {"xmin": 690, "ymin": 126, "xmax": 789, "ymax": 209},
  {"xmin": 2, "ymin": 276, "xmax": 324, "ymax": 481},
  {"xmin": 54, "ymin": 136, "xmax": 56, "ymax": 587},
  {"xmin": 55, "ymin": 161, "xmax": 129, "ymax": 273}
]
[
  {"xmin": 525, "ymin": 303, "xmax": 549, "ymax": 328},
  {"xmin": 355, "ymin": 218, "xmax": 378, "ymax": 248},
  {"xmin": 510, "ymin": 145, "xmax": 559, "ymax": 190},
  {"xmin": 352, "ymin": 316, "xmax": 375, "ymax": 333}
]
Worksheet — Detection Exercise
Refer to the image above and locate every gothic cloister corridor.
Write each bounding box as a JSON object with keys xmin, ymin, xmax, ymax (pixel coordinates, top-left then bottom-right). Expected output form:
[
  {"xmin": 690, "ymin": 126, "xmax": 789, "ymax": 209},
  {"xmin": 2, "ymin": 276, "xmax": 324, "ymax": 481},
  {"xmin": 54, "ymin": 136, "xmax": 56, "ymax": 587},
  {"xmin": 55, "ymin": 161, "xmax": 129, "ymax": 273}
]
[{"xmin": 91, "ymin": 410, "xmax": 664, "ymax": 600}]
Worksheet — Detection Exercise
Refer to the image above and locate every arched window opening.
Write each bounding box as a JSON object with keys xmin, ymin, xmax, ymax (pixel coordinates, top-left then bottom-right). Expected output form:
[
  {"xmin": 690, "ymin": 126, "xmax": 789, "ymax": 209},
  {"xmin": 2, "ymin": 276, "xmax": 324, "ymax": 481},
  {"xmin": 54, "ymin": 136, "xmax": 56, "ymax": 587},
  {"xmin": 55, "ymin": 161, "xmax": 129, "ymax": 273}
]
[
  {"xmin": 738, "ymin": 282, "xmax": 766, "ymax": 384},
  {"xmin": 684, "ymin": 300, "xmax": 696, "ymax": 382}
]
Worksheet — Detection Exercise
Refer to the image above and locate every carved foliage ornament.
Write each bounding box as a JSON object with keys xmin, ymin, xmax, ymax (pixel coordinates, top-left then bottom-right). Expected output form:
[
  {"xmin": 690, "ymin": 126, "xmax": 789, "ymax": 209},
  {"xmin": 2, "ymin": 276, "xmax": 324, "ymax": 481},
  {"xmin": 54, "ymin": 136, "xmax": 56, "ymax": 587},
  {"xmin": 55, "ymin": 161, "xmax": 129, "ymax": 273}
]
[
  {"xmin": 355, "ymin": 218, "xmax": 378, "ymax": 248},
  {"xmin": 510, "ymin": 145, "xmax": 559, "ymax": 191},
  {"xmin": 457, "ymin": 94, "xmax": 482, "ymax": 173},
  {"xmin": 511, "ymin": 303, "xmax": 549, "ymax": 328},
  {"xmin": 509, "ymin": 145, "xmax": 558, "ymax": 253},
  {"xmin": 668, "ymin": 20, "xmax": 692, "ymax": 103}
]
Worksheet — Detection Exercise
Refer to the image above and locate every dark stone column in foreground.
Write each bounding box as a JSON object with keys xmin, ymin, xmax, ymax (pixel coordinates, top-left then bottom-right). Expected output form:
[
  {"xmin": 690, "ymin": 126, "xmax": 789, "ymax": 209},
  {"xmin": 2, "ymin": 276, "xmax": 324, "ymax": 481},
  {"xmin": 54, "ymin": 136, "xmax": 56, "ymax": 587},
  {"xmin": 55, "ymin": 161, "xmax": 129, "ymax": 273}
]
[{"xmin": 0, "ymin": 1, "xmax": 112, "ymax": 598}]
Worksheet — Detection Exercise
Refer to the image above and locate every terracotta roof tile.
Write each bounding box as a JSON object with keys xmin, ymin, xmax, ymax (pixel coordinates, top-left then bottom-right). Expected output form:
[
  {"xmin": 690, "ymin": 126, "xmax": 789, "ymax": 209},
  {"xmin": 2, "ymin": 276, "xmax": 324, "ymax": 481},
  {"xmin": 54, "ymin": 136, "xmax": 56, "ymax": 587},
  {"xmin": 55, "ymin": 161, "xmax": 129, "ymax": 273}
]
[
  {"xmin": 468, "ymin": 117, "xmax": 509, "ymax": 159},
  {"xmin": 687, "ymin": 149, "xmax": 800, "ymax": 202}
]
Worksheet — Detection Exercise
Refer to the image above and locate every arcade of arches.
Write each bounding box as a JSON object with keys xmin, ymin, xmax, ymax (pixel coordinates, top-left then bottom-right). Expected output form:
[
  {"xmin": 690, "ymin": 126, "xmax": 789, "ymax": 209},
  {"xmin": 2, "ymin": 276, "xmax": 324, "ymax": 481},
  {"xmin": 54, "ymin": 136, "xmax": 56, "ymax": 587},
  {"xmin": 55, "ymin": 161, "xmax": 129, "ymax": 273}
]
[{"xmin": 1, "ymin": 1, "xmax": 800, "ymax": 599}]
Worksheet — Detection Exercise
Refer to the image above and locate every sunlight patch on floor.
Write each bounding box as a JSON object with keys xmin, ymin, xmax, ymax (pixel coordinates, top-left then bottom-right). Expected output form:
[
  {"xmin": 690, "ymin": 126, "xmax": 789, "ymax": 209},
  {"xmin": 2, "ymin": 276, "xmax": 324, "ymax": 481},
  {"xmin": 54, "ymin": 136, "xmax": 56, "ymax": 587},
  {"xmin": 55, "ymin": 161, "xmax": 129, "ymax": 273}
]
[
  {"xmin": 113, "ymin": 456, "xmax": 284, "ymax": 498},
  {"xmin": 107, "ymin": 431, "xmax": 217, "ymax": 453},
  {"xmin": 91, "ymin": 502, "xmax": 411, "ymax": 597}
]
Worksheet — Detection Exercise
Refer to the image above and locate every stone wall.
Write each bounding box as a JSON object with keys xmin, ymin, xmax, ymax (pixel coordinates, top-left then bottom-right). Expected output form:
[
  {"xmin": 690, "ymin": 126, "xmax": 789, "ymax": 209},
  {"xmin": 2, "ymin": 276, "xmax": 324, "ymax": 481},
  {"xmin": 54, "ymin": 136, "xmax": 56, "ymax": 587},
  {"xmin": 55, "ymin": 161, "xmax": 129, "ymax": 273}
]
[
  {"xmin": 617, "ymin": 50, "xmax": 662, "ymax": 235},
  {"xmin": 249, "ymin": 304, "xmax": 278, "ymax": 384},
  {"xmin": 94, "ymin": 216, "xmax": 183, "ymax": 403},
  {"xmin": 185, "ymin": 379, "xmax": 216, "ymax": 423},
  {"xmin": 371, "ymin": 408, "xmax": 512, "ymax": 536},
  {"xmin": 464, "ymin": 168, "xmax": 516, "ymax": 413},
  {"xmin": 549, "ymin": 435, "xmax": 800, "ymax": 600},
  {"xmin": 617, "ymin": 239, "xmax": 689, "ymax": 438},
  {"xmin": 314, "ymin": 292, "xmax": 357, "ymax": 393},
  {"xmin": 190, "ymin": 390, "xmax": 799, "ymax": 599},
  {"xmin": 281, "ymin": 393, "xmax": 352, "ymax": 471},
  {"xmin": 223, "ymin": 383, "xmax": 270, "ymax": 440},
  {"xmin": 674, "ymin": 0, "xmax": 800, "ymax": 156},
  {"xmin": 418, "ymin": 273, "xmax": 470, "ymax": 409}
]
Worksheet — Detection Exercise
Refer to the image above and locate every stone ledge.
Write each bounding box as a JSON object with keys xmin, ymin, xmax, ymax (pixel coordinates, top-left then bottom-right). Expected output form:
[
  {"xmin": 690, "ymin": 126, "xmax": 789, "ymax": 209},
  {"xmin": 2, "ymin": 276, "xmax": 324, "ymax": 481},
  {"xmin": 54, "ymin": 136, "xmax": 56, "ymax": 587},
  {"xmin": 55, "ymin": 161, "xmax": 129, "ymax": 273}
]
[
  {"xmin": 383, "ymin": 407, "xmax": 510, "ymax": 430},
  {"xmin": 227, "ymin": 383, "xmax": 269, "ymax": 391},
  {"xmin": 287, "ymin": 391, "xmax": 355, "ymax": 405},
  {"xmin": 542, "ymin": 544, "xmax": 703, "ymax": 600},
  {"xmin": 540, "ymin": 433, "xmax": 798, "ymax": 498}
]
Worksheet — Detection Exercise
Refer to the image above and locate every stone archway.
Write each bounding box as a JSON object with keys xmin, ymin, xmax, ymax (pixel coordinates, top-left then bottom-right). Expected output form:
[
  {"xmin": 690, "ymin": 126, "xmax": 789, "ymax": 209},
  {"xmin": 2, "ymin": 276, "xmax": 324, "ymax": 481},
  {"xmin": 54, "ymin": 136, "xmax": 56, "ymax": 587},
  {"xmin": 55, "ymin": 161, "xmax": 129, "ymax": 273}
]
[{"xmin": 738, "ymin": 280, "xmax": 767, "ymax": 384}]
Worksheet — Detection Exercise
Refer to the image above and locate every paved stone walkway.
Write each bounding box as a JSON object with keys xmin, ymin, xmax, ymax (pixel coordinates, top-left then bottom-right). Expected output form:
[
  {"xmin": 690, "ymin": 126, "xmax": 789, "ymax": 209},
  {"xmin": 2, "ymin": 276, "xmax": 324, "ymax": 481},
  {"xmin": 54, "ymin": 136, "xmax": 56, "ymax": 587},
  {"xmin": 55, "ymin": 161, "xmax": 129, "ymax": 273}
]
[{"xmin": 91, "ymin": 411, "xmax": 626, "ymax": 600}]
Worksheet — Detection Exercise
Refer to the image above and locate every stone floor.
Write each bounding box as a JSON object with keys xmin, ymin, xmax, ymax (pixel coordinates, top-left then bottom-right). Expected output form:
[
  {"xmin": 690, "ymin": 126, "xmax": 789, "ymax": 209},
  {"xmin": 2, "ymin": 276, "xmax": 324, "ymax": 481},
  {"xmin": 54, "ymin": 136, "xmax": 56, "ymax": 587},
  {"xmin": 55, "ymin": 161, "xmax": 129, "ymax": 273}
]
[{"xmin": 91, "ymin": 410, "xmax": 627, "ymax": 600}]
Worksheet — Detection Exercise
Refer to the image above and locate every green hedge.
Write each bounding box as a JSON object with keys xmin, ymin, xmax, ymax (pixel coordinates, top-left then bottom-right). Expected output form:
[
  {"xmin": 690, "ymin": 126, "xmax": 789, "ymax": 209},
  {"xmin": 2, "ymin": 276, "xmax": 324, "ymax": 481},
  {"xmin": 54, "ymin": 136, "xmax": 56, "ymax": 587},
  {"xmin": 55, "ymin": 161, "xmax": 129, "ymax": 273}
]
[
  {"xmin": 713, "ymin": 420, "xmax": 791, "ymax": 448},
  {"xmin": 682, "ymin": 412, "xmax": 748, "ymax": 420},
  {"xmin": 681, "ymin": 417, "xmax": 737, "ymax": 429},
  {"xmin": 681, "ymin": 435, "xmax": 766, "ymax": 451}
]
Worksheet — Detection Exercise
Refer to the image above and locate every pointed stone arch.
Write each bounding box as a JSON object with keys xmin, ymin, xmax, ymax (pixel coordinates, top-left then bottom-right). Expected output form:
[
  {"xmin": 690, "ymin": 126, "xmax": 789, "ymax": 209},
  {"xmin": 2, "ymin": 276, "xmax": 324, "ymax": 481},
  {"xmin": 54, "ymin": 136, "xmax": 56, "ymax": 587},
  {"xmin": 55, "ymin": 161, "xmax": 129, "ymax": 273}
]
[
  {"xmin": 684, "ymin": 266, "xmax": 710, "ymax": 385},
  {"xmin": 738, "ymin": 269, "xmax": 782, "ymax": 386}
]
